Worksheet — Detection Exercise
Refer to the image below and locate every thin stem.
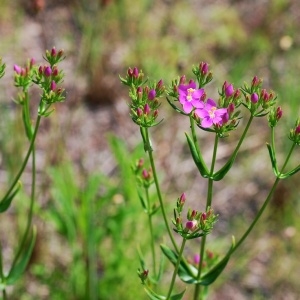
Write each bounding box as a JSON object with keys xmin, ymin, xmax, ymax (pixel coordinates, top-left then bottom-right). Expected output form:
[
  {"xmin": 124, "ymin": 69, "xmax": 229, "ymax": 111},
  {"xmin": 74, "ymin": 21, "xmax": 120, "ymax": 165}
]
[
  {"xmin": 194, "ymin": 135, "xmax": 219, "ymax": 300},
  {"xmin": 166, "ymin": 238, "xmax": 186, "ymax": 300},
  {"xmin": 144, "ymin": 127, "xmax": 179, "ymax": 253},
  {"xmin": 0, "ymin": 243, "xmax": 7, "ymax": 300},
  {"xmin": 231, "ymin": 142, "xmax": 296, "ymax": 255},
  {"xmin": 146, "ymin": 187, "xmax": 157, "ymax": 277},
  {"xmin": 1, "ymin": 115, "xmax": 41, "ymax": 204},
  {"xmin": 9, "ymin": 121, "xmax": 38, "ymax": 273}
]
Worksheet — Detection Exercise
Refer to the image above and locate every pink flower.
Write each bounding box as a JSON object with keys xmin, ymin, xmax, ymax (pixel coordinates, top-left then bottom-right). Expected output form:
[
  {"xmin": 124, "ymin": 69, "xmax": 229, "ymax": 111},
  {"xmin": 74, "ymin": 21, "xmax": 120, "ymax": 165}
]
[
  {"xmin": 13, "ymin": 64, "xmax": 22, "ymax": 74},
  {"xmin": 193, "ymin": 254, "xmax": 200, "ymax": 265},
  {"xmin": 178, "ymin": 81, "xmax": 205, "ymax": 114},
  {"xmin": 195, "ymin": 99, "xmax": 228, "ymax": 128}
]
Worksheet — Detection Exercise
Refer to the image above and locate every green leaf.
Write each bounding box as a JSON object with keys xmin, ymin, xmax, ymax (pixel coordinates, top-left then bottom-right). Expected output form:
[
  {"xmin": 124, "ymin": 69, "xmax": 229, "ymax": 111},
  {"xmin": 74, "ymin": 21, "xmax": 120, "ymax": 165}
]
[
  {"xmin": 198, "ymin": 236, "xmax": 235, "ymax": 286},
  {"xmin": 185, "ymin": 133, "xmax": 209, "ymax": 178},
  {"xmin": 166, "ymin": 97, "xmax": 187, "ymax": 115},
  {"xmin": 0, "ymin": 182, "xmax": 21, "ymax": 213},
  {"xmin": 170, "ymin": 289, "xmax": 186, "ymax": 300},
  {"xmin": 144, "ymin": 286, "xmax": 166, "ymax": 300},
  {"xmin": 266, "ymin": 143, "xmax": 279, "ymax": 176},
  {"xmin": 160, "ymin": 244, "xmax": 198, "ymax": 284},
  {"xmin": 6, "ymin": 227, "xmax": 37, "ymax": 285},
  {"xmin": 212, "ymin": 148, "xmax": 239, "ymax": 181},
  {"xmin": 137, "ymin": 189, "xmax": 148, "ymax": 212}
]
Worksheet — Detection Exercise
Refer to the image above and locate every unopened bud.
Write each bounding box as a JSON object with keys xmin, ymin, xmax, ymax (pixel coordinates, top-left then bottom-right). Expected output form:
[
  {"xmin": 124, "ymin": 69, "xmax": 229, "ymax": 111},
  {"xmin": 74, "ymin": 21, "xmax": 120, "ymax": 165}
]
[{"xmin": 251, "ymin": 93, "xmax": 259, "ymax": 103}]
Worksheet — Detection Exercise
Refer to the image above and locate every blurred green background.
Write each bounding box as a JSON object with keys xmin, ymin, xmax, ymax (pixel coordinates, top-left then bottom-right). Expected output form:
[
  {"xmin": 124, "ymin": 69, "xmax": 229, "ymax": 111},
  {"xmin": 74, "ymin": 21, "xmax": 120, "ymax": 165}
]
[{"xmin": 0, "ymin": 0, "xmax": 299, "ymax": 299}]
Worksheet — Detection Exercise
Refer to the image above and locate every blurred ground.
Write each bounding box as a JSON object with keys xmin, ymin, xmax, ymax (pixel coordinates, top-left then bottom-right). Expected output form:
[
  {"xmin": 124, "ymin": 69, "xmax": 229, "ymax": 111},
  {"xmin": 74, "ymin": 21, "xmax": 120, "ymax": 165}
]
[{"xmin": 1, "ymin": 0, "xmax": 300, "ymax": 299}]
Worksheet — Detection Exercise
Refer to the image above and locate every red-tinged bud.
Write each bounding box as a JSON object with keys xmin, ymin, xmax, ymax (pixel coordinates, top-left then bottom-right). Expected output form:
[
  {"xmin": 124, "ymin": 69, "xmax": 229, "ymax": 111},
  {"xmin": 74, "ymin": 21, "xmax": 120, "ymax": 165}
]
[
  {"xmin": 51, "ymin": 47, "xmax": 56, "ymax": 57},
  {"xmin": 251, "ymin": 76, "xmax": 260, "ymax": 87},
  {"xmin": 156, "ymin": 79, "xmax": 163, "ymax": 90},
  {"xmin": 38, "ymin": 65, "xmax": 43, "ymax": 74},
  {"xmin": 201, "ymin": 212, "xmax": 207, "ymax": 221},
  {"xmin": 30, "ymin": 58, "xmax": 35, "ymax": 68},
  {"xmin": 153, "ymin": 109, "xmax": 159, "ymax": 119},
  {"xmin": 133, "ymin": 67, "xmax": 139, "ymax": 78},
  {"xmin": 137, "ymin": 158, "xmax": 144, "ymax": 168},
  {"xmin": 179, "ymin": 75, "xmax": 186, "ymax": 85},
  {"xmin": 276, "ymin": 107, "xmax": 283, "ymax": 120},
  {"xmin": 268, "ymin": 91, "xmax": 274, "ymax": 101},
  {"xmin": 173, "ymin": 85, "xmax": 178, "ymax": 93},
  {"xmin": 191, "ymin": 210, "xmax": 197, "ymax": 218},
  {"xmin": 52, "ymin": 67, "xmax": 59, "ymax": 77},
  {"xmin": 206, "ymin": 250, "xmax": 213, "ymax": 259},
  {"xmin": 21, "ymin": 68, "xmax": 26, "ymax": 76},
  {"xmin": 200, "ymin": 92, "xmax": 206, "ymax": 101},
  {"xmin": 57, "ymin": 49, "xmax": 64, "ymax": 58},
  {"xmin": 200, "ymin": 62, "xmax": 209, "ymax": 75},
  {"xmin": 179, "ymin": 193, "xmax": 186, "ymax": 205},
  {"xmin": 233, "ymin": 89, "xmax": 241, "ymax": 100},
  {"xmin": 143, "ymin": 103, "xmax": 150, "ymax": 115},
  {"xmin": 137, "ymin": 86, "xmax": 143, "ymax": 99},
  {"xmin": 50, "ymin": 80, "xmax": 56, "ymax": 91},
  {"xmin": 142, "ymin": 169, "xmax": 149, "ymax": 179},
  {"xmin": 56, "ymin": 88, "xmax": 63, "ymax": 95},
  {"xmin": 137, "ymin": 108, "xmax": 143, "ymax": 117},
  {"xmin": 222, "ymin": 112, "xmax": 229, "ymax": 124},
  {"xmin": 295, "ymin": 125, "xmax": 300, "ymax": 135},
  {"xmin": 251, "ymin": 93, "xmax": 259, "ymax": 103},
  {"xmin": 176, "ymin": 217, "xmax": 182, "ymax": 225},
  {"xmin": 228, "ymin": 103, "xmax": 235, "ymax": 114},
  {"xmin": 14, "ymin": 64, "xmax": 21, "ymax": 74},
  {"xmin": 261, "ymin": 89, "xmax": 268, "ymax": 101},
  {"xmin": 127, "ymin": 67, "xmax": 133, "ymax": 77},
  {"xmin": 44, "ymin": 66, "xmax": 52, "ymax": 77}
]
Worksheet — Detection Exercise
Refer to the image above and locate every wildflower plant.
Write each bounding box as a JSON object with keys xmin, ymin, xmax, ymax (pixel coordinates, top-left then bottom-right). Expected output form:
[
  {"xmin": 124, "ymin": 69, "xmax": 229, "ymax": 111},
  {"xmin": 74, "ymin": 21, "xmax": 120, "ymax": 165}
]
[
  {"xmin": 0, "ymin": 47, "xmax": 66, "ymax": 299},
  {"xmin": 120, "ymin": 62, "xmax": 300, "ymax": 299}
]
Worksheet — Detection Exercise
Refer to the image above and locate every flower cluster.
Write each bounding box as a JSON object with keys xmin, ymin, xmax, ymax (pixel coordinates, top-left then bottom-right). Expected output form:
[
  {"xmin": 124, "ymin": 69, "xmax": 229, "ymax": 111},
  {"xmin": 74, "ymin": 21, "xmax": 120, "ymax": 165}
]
[
  {"xmin": 13, "ymin": 47, "xmax": 66, "ymax": 117},
  {"xmin": 120, "ymin": 67, "xmax": 165, "ymax": 127},
  {"xmin": 167, "ymin": 64, "xmax": 242, "ymax": 137},
  {"xmin": 289, "ymin": 118, "xmax": 300, "ymax": 145},
  {"xmin": 132, "ymin": 158, "xmax": 154, "ymax": 189},
  {"xmin": 240, "ymin": 76, "xmax": 277, "ymax": 117},
  {"xmin": 172, "ymin": 193, "xmax": 218, "ymax": 239}
]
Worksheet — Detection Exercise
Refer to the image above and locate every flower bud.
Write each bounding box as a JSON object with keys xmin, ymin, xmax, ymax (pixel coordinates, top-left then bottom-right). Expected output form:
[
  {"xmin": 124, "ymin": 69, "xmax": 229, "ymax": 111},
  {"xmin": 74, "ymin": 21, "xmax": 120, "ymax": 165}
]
[
  {"xmin": 276, "ymin": 106, "xmax": 283, "ymax": 121},
  {"xmin": 127, "ymin": 67, "xmax": 133, "ymax": 77},
  {"xmin": 225, "ymin": 84, "xmax": 234, "ymax": 98},
  {"xmin": 296, "ymin": 125, "xmax": 300, "ymax": 135},
  {"xmin": 44, "ymin": 66, "xmax": 52, "ymax": 77},
  {"xmin": 185, "ymin": 220, "xmax": 197, "ymax": 231},
  {"xmin": 50, "ymin": 80, "xmax": 56, "ymax": 91},
  {"xmin": 200, "ymin": 62, "xmax": 209, "ymax": 75},
  {"xmin": 179, "ymin": 75, "xmax": 186, "ymax": 85},
  {"xmin": 13, "ymin": 64, "xmax": 21, "ymax": 74},
  {"xmin": 143, "ymin": 103, "xmax": 150, "ymax": 115},
  {"xmin": 251, "ymin": 93, "xmax": 259, "ymax": 103},
  {"xmin": 148, "ymin": 89, "xmax": 156, "ymax": 100},
  {"xmin": 251, "ymin": 75, "xmax": 260, "ymax": 87},
  {"xmin": 153, "ymin": 109, "xmax": 159, "ymax": 119},
  {"xmin": 179, "ymin": 193, "xmax": 186, "ymax": 206},
  {"xmin": 227, "ymin": 103, "xmax": 235, "ymax": 114},
  {"xmin": 133, "ymin": 67, "xmax": 139, "ymax": 78},
  {"xmin": 194, "ymin": 254, "xmax": 200, "ymax": 264},
  {"xmin": 51, "ymin": 47, "xmax": 57, "ymax": 57}
]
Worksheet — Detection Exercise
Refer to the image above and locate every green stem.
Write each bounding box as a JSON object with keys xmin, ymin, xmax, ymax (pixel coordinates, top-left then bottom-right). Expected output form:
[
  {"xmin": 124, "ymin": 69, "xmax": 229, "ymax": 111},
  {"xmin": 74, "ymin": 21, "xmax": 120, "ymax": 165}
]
[
  {"xmin": 9, "ymin": 120, "xmax": 39, "ymax": 273},
  {"xmin": 166, "ymin": 238, "xmax": 186, "ymax": 300},
  {"xmin": 1, "ymin": 115, "xmax": 41, "ymax": 204},
  {"xmin": 194, "ymin": 135, "xmax": 219, "ymax": 300},
  {"xmin": 146, "ymin": 187, "xmax": 157, "ymax": 277},
  {"xmin": 143, "ymin": 127, "xmax": 179, "ymax": 253},
  {"xmin": 0, "ymin": 242, "xmax": 7, "ymax": 300},
  {"xmin": 231, "ymin": 142, "xmax": 296, "ymax": 254}
]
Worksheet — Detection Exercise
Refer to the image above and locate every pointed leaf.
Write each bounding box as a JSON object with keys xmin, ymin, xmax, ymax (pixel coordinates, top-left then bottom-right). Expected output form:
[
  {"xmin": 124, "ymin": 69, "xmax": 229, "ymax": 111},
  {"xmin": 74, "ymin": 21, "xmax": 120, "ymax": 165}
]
[
  {"xmin": 137, "ymin": 189, "xmax": 148, "ymax": 212},
  {"xmin": 0, "ymin": 183, "xmax": 21, "ymax": 213},
  {"xmin": 170, "ymin": 289, "xmax": 186, "ymax": 300},
  {"xmin": 6, "ymin": 227, "xmax": 37, "ymax": 285},
  {"xmin": 144, "ymin": 286, "xmax": 166, "ymax": 300},
  {"xmin": 166, "ymin": 97, "xmax": 187, "ymax": 115},
  {"xmin": 212, "ymin": 149, "xmax": 239, "ymax": 181},
  {"xmin": 185, "ymin": 133, "xmax": 209, "ymax": 178},
  {"xmin": 266, "ymin": 143, "xmax": 279, "ymax": 176},
  {"xmin": 160, "ymin": 244, "xmax": 198, "ymax": 283}
]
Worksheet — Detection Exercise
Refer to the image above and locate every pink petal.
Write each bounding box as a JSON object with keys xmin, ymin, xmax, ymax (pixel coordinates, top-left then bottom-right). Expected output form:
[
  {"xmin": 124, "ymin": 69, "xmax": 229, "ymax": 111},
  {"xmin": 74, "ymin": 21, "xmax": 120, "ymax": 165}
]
[
  {"xmin": 201, "ymin": 118, "xmax": 213, "ymax": 128},
  {"xmin": 183, "ymin": 102, "xmax": 193, "ymax": 114}
]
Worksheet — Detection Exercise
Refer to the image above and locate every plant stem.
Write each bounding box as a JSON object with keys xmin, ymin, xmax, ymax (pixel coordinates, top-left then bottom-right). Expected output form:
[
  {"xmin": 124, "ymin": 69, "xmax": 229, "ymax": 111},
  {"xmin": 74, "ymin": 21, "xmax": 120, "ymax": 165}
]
[
  {"xmin": 194, "ymin": 135, "xmax": 219, "ymax": 300},
  {"xmin": 146, "ymin": 187, "xmax": 157, "ymax": 277},
  {"xmin": 0, "ymin": 242, "xmax": 7, "ymax": 300},
  {"xmin": 0, "ymin": 115, "xmax": 41, "ymax": 204},
  {"xmin": 144, "ymin": 127, "xmax": 179, "ymax": 253},
  {"xmin": 9, "ymin": 117, "xmax": 40, "ymax": 273},
  {"xmin": 166, "ymin": 238, "xmax": 186, "ymax": 300},
  {"xmin": 231, "ymin": 142, "xmax": 296, "ymax": 254}
]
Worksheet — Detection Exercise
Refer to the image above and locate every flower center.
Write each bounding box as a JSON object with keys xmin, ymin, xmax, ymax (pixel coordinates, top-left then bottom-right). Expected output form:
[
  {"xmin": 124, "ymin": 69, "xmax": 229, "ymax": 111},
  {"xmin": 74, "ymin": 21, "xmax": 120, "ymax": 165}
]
[
  {"xmin": 208, "ymin": 107, "xmax": 217, "ymax": 118},
  {"xmin": 186, "ymin": 88, "xmax": 195, "ymax": 102}
]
